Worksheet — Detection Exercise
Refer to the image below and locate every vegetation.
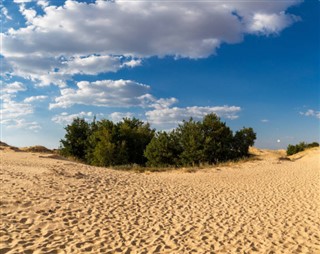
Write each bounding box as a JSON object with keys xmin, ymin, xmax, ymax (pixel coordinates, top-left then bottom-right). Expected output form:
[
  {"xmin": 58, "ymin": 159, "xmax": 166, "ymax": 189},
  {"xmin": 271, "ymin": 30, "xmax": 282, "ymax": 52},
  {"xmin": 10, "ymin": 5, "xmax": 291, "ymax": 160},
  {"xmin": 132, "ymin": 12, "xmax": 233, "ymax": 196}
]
[
  {"xmin": 59, "ymin": 113, "xmax": 256, "ymax": 168},
  {"xmin": 60, "ymin": 117, "xmax": 155, "ymax": 166},
  {"xmin": 287, "ymin": 141, "xmax": 319, "ymax": 156}
]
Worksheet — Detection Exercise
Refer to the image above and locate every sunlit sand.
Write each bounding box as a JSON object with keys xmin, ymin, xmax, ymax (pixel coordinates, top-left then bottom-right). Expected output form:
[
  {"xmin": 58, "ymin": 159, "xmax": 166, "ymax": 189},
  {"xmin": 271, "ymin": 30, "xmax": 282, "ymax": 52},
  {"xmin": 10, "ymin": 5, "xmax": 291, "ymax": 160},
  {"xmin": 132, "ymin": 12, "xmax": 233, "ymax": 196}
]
[{"xmin": 1, "ymin": 144, "xmax": 319, "ymax": 253}]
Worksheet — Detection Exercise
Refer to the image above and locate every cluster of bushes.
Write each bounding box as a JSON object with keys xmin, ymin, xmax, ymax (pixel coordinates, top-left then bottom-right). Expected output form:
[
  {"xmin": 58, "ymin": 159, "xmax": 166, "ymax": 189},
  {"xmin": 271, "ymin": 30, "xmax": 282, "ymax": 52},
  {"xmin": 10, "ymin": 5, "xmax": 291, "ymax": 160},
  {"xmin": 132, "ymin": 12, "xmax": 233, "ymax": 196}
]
[
  {"xmin": 286, "ymin": 141, "xmax": 319, "ymax": 156},
  {"xmin": 60, "ymin": 117, "xmax": 154, "ymax": 166},
  {"xmin": 59, "ymin": 114, "xmax": 256, "ymax": 168}
]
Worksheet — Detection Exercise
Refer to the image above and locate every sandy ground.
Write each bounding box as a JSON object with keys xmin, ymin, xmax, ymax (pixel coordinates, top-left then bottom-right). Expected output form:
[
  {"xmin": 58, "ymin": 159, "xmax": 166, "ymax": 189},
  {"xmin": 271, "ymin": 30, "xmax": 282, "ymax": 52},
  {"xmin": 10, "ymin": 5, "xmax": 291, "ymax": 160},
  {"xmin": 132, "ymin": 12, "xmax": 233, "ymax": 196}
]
[{"xmin": 0, "ymin": 145, "xmax": 319, "ymax": 254}]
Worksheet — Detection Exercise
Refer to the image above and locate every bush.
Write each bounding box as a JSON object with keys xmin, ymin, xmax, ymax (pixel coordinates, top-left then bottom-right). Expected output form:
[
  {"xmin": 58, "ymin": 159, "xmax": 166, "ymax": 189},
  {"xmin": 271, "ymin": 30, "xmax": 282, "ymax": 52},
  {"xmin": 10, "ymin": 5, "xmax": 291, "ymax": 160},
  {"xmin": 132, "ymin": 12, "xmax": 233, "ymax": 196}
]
[
  {"xmin": 146, "ymin": 114, "xmax": 256, "ymax": 167},
  {"xmin": 59, "ymin": 118, "xmax": 92, "ymax": 161},
  {"xmin": 59, "ymin": 113, "xmax": 257, "ymax": 168},
  {"xmin": 307, "ymin": 142, "xmax": 319, "ymax": 148},
  {"xmin": 233, "ymin": 127, "xmax": 256, "ymax": 158},
  {"xmin": 286, "ymin": 141, "xmax": 319, "ymax": 156},
  {"xmin": 144, "ymin": 131, "xmax": 181, "ymax": 167},
  {"xmin": 60, "ymin": 117, "xmax": 154, "ymax": 167}
]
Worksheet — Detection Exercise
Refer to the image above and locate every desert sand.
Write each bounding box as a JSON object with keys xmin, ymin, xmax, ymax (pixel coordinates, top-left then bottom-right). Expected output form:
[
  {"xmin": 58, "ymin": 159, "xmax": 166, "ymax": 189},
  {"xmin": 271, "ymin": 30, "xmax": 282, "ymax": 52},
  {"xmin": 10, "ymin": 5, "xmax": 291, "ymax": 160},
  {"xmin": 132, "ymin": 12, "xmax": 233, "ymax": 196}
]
[{"xmin": 0, "ymin": 144, "xmax": 319, "ymax": 254}]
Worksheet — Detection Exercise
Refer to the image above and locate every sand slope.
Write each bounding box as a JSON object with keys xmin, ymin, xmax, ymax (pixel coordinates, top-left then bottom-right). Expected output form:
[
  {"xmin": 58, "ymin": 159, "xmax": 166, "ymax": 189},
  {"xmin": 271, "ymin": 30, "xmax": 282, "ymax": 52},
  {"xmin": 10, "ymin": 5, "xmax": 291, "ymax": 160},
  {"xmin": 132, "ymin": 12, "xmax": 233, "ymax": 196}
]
[{"xmin": 1, "ymin": 146, "xmax": 319, "ymax": 253}]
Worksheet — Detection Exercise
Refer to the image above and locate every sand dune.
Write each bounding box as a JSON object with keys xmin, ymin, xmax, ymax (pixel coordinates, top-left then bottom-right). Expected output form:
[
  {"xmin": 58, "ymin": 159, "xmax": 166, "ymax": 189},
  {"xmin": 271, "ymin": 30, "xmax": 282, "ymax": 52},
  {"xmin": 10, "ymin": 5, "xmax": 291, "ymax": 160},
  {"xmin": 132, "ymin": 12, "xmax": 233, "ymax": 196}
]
[{"xmin": 1, "ymin": 145, "xmax": 319, "ymax": 253}]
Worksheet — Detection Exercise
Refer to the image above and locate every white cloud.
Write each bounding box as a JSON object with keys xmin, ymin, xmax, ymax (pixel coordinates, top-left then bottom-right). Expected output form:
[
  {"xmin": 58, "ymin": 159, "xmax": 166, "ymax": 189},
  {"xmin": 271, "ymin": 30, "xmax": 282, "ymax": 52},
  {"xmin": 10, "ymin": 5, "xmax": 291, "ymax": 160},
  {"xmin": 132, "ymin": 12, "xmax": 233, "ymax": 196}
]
[
  {"xmin": 2, "ymin": 0, "xmax": 300, "ymax": 86},
  {"xmin": 3, "ymin": 0, "xmax": 299, "ymax": 58},
  {"xmin": 2, "ymin": 81, "xmax": 26, "ymax": 94},
  {"xmin": 247, "ymin": 12, "xmax": 299, "ymax": 35},
  {"xmin": 61, "ymin": 55, "xmax": 138, "ymax": 75},
  {"xmin": 52, "ymin": 111, "xmax": 95, "ymax": 125},
  {"xmin": 19, "ymin": 4, "xmax": 37, "ymax": 24},
  {"xmin": 261, "ymin": 119, "xmax": 269, "ymax": 123},
  {"xmin": 300, "ymin": 109, "xmax": 320, "ymax": 119},
  {"xmin": 121, "ymin": 59, "xmax": 142, "ymax": 68},
  {"xmin": 109, "ymin": 112, "xmax": 135, "ymax": 123},
  {"xmin": 23, "ymin": 95, "xmax": 48, "ymax": 103},
  {"xmin": 146, "ymin": 105, "xmax": 241, "ymax": 129},
  {"xmin": 1, "ymin": 7, "xmax": 12, "ymax": 20},
  {"xmin": 4, "ymin": 54, "xmax": 142, "ymax": 87},
  {"xmin": 1, "ymin": 81, "xmax": 40, "ymax": 132},
  {"xmin": 49, "ymin": 79, "xmax": 151, "ymax": 109},
  {"xmin": 5, "ymin": 119, "xmax": 41, "ymax": 132},
  {"xmin": 37, "ymin": 0, "xmax": 49, "ymax": 8},
  {"xmin": 13, "ymin": 0, "xmax": 33, "ymax": 2},
  {"xmin": 1, "ymin": 97, "xmax": 34, "ymax": 123},
  {"xmin": 139, "ymin": 94, "xmax": 178, "ymax": 109}
]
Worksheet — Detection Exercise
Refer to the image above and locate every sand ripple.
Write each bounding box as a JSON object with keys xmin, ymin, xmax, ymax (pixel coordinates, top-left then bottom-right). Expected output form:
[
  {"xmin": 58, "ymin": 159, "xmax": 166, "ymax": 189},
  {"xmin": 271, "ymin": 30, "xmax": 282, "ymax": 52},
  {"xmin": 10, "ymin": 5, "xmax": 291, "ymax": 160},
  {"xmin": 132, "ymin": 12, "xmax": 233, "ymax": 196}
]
[{"xmin": 0, "ymin": 148, "xmax": 319, "ymax": 253}]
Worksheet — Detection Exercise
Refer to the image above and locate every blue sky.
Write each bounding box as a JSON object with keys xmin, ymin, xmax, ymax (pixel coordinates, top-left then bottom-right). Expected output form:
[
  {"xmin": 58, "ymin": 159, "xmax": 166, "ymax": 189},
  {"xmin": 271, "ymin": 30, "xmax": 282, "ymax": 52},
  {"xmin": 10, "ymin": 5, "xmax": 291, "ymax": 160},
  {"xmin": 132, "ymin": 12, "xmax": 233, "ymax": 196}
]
[{"xmin": 1, "ymin": 0, "xmax": 319, "ymax": 149}]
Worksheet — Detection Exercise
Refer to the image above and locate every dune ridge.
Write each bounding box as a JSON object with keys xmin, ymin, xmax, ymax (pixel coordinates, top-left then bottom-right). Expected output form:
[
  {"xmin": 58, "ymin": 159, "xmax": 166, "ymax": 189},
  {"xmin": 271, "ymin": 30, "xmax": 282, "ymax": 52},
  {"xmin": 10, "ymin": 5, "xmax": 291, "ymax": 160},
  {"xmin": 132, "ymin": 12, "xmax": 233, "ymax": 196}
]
[{"xmin": 0, "ymin": 145, "xmax": 319, "ymax": 253}]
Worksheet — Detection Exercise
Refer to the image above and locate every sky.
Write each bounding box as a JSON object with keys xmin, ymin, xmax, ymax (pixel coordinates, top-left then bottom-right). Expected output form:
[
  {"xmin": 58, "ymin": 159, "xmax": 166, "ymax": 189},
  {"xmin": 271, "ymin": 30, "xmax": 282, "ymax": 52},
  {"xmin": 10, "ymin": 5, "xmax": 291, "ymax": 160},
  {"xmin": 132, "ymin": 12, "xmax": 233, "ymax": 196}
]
[{"xmin": 1, "ymin": 0, "xmax": 319, "ymax": 149}]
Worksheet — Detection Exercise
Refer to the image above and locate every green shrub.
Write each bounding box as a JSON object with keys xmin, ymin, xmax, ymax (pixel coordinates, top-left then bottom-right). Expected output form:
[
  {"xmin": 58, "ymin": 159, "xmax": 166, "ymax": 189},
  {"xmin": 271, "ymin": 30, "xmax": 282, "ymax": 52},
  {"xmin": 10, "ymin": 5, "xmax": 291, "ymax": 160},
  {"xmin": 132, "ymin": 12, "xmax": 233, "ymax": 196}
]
[
  {"xmin": 286, "ymin": 141, "xmax": 319, "ymax": 156},
  {"xmin": 59, "ymin": 113, "xmax": 257, "ymax": 169},
  {"xmin": 144, "ymin": 131, "xmax": 182, "ymax": 167},
  {"xmin": 307, "ymin": 142, "xmax": 319, "ymax": 148}
]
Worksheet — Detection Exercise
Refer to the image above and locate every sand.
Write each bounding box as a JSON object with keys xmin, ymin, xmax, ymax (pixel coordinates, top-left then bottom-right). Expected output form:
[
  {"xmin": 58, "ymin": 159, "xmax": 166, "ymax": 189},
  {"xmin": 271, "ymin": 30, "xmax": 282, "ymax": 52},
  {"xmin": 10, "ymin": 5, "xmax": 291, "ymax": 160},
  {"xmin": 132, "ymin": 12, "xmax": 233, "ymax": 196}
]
[{"xmin": 0, "ymin": 145, "xmax": 319, "ymax": 254}]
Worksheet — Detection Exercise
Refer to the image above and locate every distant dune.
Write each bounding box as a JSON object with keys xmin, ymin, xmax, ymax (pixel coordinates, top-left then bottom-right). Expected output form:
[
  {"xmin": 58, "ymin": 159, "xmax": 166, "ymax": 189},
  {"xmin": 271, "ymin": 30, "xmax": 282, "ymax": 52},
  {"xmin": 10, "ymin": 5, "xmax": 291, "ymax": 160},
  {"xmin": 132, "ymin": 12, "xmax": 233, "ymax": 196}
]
[{"xmin": 1, "ymin": 144, "xmax": 319, "ymax": 253}]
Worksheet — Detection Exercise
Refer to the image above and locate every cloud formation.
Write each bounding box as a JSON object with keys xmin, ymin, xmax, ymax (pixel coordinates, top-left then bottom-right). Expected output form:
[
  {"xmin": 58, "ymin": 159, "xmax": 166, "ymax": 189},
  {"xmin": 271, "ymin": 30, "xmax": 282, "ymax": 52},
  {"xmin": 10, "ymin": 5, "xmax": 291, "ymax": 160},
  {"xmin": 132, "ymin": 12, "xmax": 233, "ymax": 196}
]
[
  {"xmin": 52, "ymin": 111, "xmax": 95, "ymax": 125},
  {"xmin": 4, "ymin": 54, "xmax": 141, "ymax": 87},
  {"xmin": 146, "ymin": 105, "xmax": 241, "ymax": 129},
  {"xmin": 2, "ymin": 0, "xmax": 300, "ymax": 86},
  {"xmin": 24, "ymin": 95, "xmax": 48, "ymax": 103},
  {"xmin": 49, "ymin": 79, "xmax": 151, "ymax": 109},
  {"xmin": 300, "ymin": 109, "xmax": 320, "ymax": 119},
  {"xmin": 1, "ymin": 82, "xmax": 41, "ymax": 132}
]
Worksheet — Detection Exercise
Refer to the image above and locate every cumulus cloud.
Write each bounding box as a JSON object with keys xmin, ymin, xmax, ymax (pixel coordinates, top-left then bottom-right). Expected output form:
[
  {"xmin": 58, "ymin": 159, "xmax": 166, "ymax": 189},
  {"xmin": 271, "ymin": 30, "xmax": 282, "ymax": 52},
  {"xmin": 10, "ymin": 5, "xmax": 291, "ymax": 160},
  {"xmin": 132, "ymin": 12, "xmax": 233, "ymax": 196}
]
[
  {"xmin": 5, "ymin": 55, "xmax": 139, "ymax": 87},
  {"xmin": 37, "ymin": 0, "xmax": 49, "ymax": 8},
  {"xmin": 18, "ymin": 4, "xmax": 37, "ymax": 24},
  {"xmin": 109, "ymin": 112, "xmax": 135, "ymax": 123},
  {"xmin": 1, "ymin": 97, "xmax": 34, "ymax": 123},
  {"xmin": 247, "ymin": 12, "xmax": 299, "ymax": 35},
  {"xmin": 300, "ymin": 109, "xmax": 320, "ymax": 119},
  {"xmin": 2, "ymin": 82, "xmax": 26, "ymax": 94},
  {"xmin": 1, "ymin": 81, "xmax": 41, "ymax": 131},
  {"xmin": 13, "ymin": 0, "xmax": 33, "ymax": 2},
  {"xmin": 139, "ymin": 94, "xmax": 178, "ymax": 109},
  {"xmin": 49, "ymin": 79, "xmax": 151, "ymax": 109},
  {"xmin": 1, "ymin": 7, "xmax": 12, "ymax": 20},
  {"xmin": 146, "ymin": 105, "xmax": 241, "ymax": 129},
  {"xmin": 3, "ymin": 1, "xmax": 300, "ymax": 58},
  {"xmin": 5, "ymin": 119, "xmax": 41, "ymax": 132},
  {"xmin": 52, "ymin": 111, "xmax": 95, "ymax": 125},
  {"xmin": 2, "ymin": 0, "xmax": 300, "ymax": 86},
  {"xmin": 23, "ymin": 95, "xmax": 48, "ymax": 103}
]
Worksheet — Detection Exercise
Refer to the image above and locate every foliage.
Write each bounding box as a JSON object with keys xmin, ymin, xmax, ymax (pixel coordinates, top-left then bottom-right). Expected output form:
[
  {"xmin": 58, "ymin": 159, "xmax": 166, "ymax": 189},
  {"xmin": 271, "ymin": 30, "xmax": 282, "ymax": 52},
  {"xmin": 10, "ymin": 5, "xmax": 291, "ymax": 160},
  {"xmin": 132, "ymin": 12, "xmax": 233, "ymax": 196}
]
[
  {"xmin": 287, "ymin": 141, "xmax": 319, "ymax": 156},
  {"xmin": 306, "ymin": 142, "xmax": 320, "ymax": 148},
  {"xmin": 59, "ymin": 113, "xmax": 257, "ymax": 168},
  {"xmin": 201, "ymin": 114, "xmax": 234, "ymax": 163},
  {"xmin": 144, "ymin": 131, "xmax": 182, "ymax": 167},
  {"xmin": 145, "ymin": 114, "xmax": 256, "ymax": 167},
  {"xmin": 177, "ymin": 118, "xmax": 204, "ymax": 166},
  {"xmin": 60, "ymin": 117, "xmax": 154, "ymax": 167},
  {"xmin": 233, "ymin": 127, "xmax": 256, "ymax": 157},
  {"xmin": 59, "ymin": 117, "xmax": 92, "ymax": 161}
]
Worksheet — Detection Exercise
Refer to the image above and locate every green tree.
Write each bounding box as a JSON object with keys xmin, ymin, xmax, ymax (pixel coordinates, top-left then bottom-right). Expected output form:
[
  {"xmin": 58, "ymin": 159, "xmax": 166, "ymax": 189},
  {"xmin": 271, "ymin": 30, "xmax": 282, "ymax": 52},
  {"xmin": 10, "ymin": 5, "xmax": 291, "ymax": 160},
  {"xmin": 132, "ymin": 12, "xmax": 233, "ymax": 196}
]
[
  {"xmin": 177, "ymin": 118, "xmax": 204, "ymax": 166},
  {"xmin": 59, "ymin": 117, "xmax": 91, "ymax": 161},
  {"xmin": 201, "ymin": 114, "xmax": 234, "ymax": 163},
  {"xmin": 89, "ymin": 119, "xmax": 117, "ymax": 166},
  {"xmin": 233, "ymin": 127, "xmax": 256, "ymax": 157},
  {"xmin": 117, "ymin": 118, "xmax": 155, "ymax": 165},
  {"xmin": 144, "ymin": 131, "xmax": 182, "ymax": 167}
]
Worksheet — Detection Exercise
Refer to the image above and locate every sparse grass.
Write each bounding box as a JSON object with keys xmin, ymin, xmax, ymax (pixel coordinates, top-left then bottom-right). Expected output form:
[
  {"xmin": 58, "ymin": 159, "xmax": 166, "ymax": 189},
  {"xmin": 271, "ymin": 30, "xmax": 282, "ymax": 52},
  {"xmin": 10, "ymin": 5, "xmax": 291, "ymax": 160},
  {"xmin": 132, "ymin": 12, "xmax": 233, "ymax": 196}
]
[
  {"xmin": 279, "ymin": 156, "xmax": 291, "ymax": 161},
  {"xmin": 21, "ymin": 145, "xmax": 52, "ymax": 153},
  {"xmin": 109, "ymin": 154, "xmax": 261, "ymax": 173}
]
